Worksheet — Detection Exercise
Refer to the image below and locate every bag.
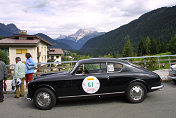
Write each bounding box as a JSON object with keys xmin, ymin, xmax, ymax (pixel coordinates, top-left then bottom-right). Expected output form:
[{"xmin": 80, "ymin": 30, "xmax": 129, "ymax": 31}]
[
  {"xmin": 27, "ymin": 64, "xmax": 35, "ymax": 69},
  {"xmin": 16, "ymin": 78, "xmax": 22, "ymax": 86},
  {"xmin": 11, "ymin": 77, "xmax": 16, "ymax": 93}
]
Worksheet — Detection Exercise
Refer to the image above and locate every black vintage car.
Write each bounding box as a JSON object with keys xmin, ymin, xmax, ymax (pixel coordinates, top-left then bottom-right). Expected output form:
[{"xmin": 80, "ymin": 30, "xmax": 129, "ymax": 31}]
[{"xmin": 27, "ymin": 58, "xmax": 163, "ymax": 110}]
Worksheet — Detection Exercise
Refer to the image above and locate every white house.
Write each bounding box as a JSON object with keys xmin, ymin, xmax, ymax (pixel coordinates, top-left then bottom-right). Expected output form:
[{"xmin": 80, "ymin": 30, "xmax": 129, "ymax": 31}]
[
  {"xmin": 0, "ymin": 34, "xmax": 51, "ymax": 65},
  {"xmin": 47, "ymin": 48, "xmax": 64, "ymax": 62}
]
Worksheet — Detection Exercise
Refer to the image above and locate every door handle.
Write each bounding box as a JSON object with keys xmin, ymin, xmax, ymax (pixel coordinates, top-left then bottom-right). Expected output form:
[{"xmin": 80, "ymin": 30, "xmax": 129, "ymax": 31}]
[{"xmin": 107, "ymin": 76, "xmax": 110, "ymax": 80}]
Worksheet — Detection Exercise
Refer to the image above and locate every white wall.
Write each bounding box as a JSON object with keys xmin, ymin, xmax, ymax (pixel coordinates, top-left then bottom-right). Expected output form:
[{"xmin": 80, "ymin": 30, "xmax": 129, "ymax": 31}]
[
  {"xmin": 38, "ymin": 42, "xmax": 47, "ymax": 63},
  {"xmin": 9, "ymin": 42, "xmax": 48, "ymax": 65},
  {"xmin": 9, "ymin": 47, "xmax": 37, "ymax": 65}
]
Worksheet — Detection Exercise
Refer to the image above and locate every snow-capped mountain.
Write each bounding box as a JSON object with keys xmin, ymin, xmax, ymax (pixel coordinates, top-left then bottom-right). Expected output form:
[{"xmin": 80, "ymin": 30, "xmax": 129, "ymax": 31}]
[
  {"xmin": 69, "ymin": 29, "xmax": 94, "ymax": 42},
  {"xmin": 56, "ymin": 29, "xmax": 95, "ymax": 42},
  {"xmin": 56, "ymin": 29, "xmax": 105, "ymax": 50}
]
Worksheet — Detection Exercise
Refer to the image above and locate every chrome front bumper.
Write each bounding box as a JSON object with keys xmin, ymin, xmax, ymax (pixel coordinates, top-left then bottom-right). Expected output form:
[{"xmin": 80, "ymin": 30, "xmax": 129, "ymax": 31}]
[
  {"xmin": 151, "ymin": 85, "xmax": 164, "ymax": 90},
  {"xmin": 168, "ymin": 76, "xmax": 176, "ymax": 80}
]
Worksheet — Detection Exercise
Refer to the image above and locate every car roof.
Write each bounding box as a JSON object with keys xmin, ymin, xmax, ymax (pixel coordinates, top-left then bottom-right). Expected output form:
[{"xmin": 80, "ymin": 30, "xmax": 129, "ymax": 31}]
[{"xmin": 77, "ymin": 58, "xmax": 129, "ymax": 65}]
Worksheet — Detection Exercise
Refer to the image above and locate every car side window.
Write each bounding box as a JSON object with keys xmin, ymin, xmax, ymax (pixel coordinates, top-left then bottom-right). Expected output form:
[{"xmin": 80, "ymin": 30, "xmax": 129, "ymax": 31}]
[
  {"xmin": 84, "ymin": 63, "xmax": 106, "ymax": 74},
  {"xmin": 75, "ymin": 64, "xmax": 84, "ymax": 74},
  {"xmin": 107, "ymin": 63, "xmax": 123, "ymax": 73}
]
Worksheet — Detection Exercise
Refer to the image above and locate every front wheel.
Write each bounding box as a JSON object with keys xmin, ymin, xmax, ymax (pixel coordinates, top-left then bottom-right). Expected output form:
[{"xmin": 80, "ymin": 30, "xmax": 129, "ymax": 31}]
[
  {"xmin": 34, "ymin": 87, "xmax": 56, "ymax": 110},
  {"xmin": 126, "ymin": 82, "xmax": 147, "ymax": 103}
]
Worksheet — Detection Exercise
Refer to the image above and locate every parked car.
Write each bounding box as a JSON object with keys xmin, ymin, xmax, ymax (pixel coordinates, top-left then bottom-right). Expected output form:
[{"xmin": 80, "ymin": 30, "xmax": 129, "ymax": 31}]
[
  {"xmin": 27, "ymin": 58, "xmax": 163, "ymax": 110},
  {"xmin": 168, "ymin": 64, "xmax": 176, "ymax": 84}
]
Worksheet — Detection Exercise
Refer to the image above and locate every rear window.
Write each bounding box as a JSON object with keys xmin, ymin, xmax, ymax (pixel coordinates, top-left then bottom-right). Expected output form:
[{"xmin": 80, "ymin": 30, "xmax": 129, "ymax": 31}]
[{"xmin": 107, "ymin": 63, "xmax": 123, "ymax": 72}]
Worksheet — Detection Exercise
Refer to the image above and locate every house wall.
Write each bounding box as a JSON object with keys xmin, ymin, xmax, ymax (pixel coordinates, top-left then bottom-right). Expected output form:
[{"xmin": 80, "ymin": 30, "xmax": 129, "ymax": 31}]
[
  {"xmin": 9, "ymin": 47, "xmax": 37, "ymax": 65},
  {"xmin": 38, "ymin": 42, "xmax": 47, "ymax": 63},
  {"xmin": 48, "ymin": 55, "xmax": 62, "ymax": 62},
  {"xmin": 9, "ymin": 42, "xmax": 48, "ymax": 65}
]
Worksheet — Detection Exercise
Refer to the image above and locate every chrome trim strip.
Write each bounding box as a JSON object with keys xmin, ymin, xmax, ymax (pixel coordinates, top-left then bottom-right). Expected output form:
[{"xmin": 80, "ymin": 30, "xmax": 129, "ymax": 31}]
[
  {"xmin": 151, "ymin": 85, "xmax": 164, "ymax": 90},
  {"xmin": 26, "ymin": 97, "xmax": 32, "ymax": 101},
  {"xmin": 58, "ymin": 91, "xmax": 125, "ymax": 99}
]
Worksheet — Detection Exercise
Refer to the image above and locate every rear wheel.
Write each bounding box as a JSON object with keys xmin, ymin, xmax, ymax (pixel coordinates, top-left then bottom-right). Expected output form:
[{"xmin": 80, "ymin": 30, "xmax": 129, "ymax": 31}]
[
  {"xmin": 34, "ymin": 87, "xmax": 56, "ymax": 110},
  {"xmin": 126, "ymin": 82, "xmax": 147, "ymax": 103},
  {"xmin": 173, "ymin": 79, "xmax": 176, "ymax": 84}
]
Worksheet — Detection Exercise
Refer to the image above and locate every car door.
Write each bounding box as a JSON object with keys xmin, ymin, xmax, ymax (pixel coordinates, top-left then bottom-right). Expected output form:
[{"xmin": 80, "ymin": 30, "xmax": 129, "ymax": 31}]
[
  {"xmin": 71, "ymin": 63, "xmax": 109, "ymax": 96},
  {"xmin": 106, "ymin": 62, "xmax": 127, "ymax": 92}
]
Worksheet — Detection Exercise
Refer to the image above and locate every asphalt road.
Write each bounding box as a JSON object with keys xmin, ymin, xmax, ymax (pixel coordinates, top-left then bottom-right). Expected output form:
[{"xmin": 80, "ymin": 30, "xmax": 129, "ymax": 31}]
[{"xmin": 0, "ymin": 82, "xmax": 176, "ymax": 118}]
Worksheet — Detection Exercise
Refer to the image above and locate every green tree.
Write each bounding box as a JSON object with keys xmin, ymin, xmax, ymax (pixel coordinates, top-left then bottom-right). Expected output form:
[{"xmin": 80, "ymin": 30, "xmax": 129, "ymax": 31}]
[
  {"xmin": 137, "ymin": 40, "xmax": 145, "ymax": 56},
  {"xmin": 0, "ymin": 49, "xmax": 9, "ymax": 64},
  {"xmin": 156, "ymin": 39, "xmax": 161, "ymax": 53},
  {"xmin": 122, "ymin": 39, "xmax": 133, "ymax": 57},
  {"xmin": 169, "ymin": 34, "xmax": 176, "ymax": 54},
  {"xmin": 145, "ymin": 36, "xmax": 151, "ymax": 55},
  {"xmin": 0, "ymin": 36, "xmax": 4, "ymax": 40},
  {"xmin": 104, "ymin": 53, "xmax": 113, "ymax": 58},
  {"xmin": 150, "ymin": 39, "xmax": 157, "ymax": 54}
]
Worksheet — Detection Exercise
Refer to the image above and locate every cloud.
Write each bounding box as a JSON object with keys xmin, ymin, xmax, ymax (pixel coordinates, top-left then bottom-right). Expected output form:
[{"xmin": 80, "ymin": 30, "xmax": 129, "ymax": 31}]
[{"xmin": 0, "ymin": 0, "xmax": 176, "ymax": 38}]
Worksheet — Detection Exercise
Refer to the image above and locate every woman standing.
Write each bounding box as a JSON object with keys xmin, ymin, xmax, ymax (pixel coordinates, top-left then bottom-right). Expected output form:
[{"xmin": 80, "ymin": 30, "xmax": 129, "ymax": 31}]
[{"xmin": 25, "ymin": 53, "xmax": 35, "ymax": 87}]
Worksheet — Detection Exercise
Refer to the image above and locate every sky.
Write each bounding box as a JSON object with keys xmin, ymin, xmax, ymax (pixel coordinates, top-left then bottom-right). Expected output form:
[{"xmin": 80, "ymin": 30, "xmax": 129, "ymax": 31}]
[{"xmin": 0, "ymin": 0, "xmax": 176, "ymax": 38}]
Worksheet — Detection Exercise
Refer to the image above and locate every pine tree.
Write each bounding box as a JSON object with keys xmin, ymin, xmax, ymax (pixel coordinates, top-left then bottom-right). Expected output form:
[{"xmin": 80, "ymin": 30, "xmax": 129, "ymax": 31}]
[
  {"xmin": 122, "ymin": 39, "xmax": 133, "ymax": 57},
  {"xmin": 137, "ymin": 40, "xmax": 145, "ymax": 56},
  {"xmin": 156, "ymin": 39, "xmax": 161, "ymax": 53},
  {"xmin": 151, "ymin": 39, "xmax": 157, "ymax": 54},
  {"xmin": 169, "ymin": 34, "xmax": 176, "ymax": 54},
  {"xmin": 145, "ymin": 36, "xmax": 152, "ymax": 55},
  {"xmin": 0, "ymin": 49, "xmax": 9, "ymax": 64}
]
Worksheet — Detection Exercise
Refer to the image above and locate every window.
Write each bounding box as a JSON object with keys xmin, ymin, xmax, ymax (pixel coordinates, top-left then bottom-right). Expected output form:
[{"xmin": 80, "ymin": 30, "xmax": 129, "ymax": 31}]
[
  {"xmin": 45, "ymin": 56, "xmax": 47, "ymax": 61},
  {"xmin": 41, "ymin": 47, "xmax": 43, "ymax": 53},
  {"xmin": 16, "ymin": 49, "xmax": 27, "ymax": 54},
  {"xmin": 51, "ymin": 56, "xmax": 54, "ymax": 60},
  {"xmin": 45, "ymin": 47, "xmax": 47, "ymax": 52},
  {"xmin": 84, "ymin": 63, "xmax": 106, "ymax": 74},
  {"xmin": 107, "ymin": 63, "xmax": 123, "ymax": 72},
  {"xmin": 75, "ymin": 63, "xmax": 106, "ymax": 75},
  {"xmin": 75, "ymin": 64, "xmax": 84, "ymax": 74}
]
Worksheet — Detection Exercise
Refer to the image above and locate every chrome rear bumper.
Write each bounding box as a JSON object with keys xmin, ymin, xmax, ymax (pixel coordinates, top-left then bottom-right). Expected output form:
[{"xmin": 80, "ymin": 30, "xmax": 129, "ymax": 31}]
[
  {"xmin": 151, "ymin": 85, "xmax": 164, "ymax": 90},
  {"xmin": 168, "ymin": 76, "xmax": 176, "ymax": 80}
]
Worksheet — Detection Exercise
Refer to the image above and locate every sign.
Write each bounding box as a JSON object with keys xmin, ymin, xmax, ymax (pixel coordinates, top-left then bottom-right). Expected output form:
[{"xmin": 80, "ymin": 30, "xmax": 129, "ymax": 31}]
[{"xmin": 82, "ymin": 76, "xmax": 100, "ymax": 94}]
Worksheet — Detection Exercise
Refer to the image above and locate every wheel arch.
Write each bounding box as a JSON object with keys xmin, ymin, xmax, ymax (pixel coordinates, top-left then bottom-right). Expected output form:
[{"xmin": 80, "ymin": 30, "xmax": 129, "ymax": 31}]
[
  {"xmin": 32, "ymin": 84, "xmax": 56, "ymax": 99},
  {"xmin": 128, "ymin": 79, "xmax": 149, "ymax": 92}
]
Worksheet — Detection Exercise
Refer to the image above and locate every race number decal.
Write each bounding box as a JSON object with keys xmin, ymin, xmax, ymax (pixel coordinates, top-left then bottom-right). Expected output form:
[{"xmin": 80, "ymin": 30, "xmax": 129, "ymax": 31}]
[{"xmin": 82, "ymin": 76, "xmax": 100, "ymax": 94}]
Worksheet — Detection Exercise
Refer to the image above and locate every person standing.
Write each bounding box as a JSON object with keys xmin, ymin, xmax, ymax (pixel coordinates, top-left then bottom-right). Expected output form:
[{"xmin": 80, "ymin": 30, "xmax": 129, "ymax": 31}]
[
  {"xmin": 14, "ymin": 57, "xmax": 26, "ymax": 98},
  {"xmin": 25, "ymin": 53, "xmax": 35, "ymax": 88},
  {"xmin": 0, "ymin": 59, "xmax": 7, "ymax": 102}
]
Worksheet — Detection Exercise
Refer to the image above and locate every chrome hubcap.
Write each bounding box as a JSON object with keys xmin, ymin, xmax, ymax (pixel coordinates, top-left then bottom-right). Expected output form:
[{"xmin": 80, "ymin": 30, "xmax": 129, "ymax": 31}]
[
  {"xmin": 37, "ymin": 92, "xmax": 51, "ymax": 107},
  {"xmin": 130, "ymin": 85, "xmax": 143, "ymax": 101}
]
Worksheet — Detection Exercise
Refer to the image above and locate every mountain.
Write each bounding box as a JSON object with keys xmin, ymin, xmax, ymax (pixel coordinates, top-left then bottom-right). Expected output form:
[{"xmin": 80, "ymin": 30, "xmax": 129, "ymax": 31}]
[
  {"xmin": 36, "ymin": 33, "xmax": 72, "ymax": 50},
  {"xmin": 0, "ymin": 23, "xmax": 19, "ymax": 36},
  {"xmin": 81, "ymin": 6, "xmax": 176, "ymax": 56},
  {"xmin": 56, "ymin": 29, "xmax": 105, "ymax": 50}
]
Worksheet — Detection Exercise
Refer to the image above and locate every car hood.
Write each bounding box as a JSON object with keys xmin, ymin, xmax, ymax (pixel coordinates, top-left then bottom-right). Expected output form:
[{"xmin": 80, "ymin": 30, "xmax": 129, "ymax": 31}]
[{"xmin": 33, "ymin": 71, "xmax": 70, "ymax": 80}]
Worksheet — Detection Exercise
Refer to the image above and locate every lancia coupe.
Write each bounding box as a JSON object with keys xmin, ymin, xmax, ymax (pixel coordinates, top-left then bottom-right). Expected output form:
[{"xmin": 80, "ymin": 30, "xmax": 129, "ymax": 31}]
[{"xmin": 27, "ymin": 58, "xmax": 163, "ymax": 110}]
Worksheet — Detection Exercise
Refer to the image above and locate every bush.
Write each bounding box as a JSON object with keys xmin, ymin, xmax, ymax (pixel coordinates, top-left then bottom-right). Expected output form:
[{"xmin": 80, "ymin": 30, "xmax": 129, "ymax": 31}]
[{"xmin": 0, "ymin": 49, "xmax": 9, "ymax": 64}]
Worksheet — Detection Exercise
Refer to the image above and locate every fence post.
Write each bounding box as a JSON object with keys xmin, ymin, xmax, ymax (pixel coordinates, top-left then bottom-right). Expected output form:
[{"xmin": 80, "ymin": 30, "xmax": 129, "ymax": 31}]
[
  {"xmin": 144, "ymin": 58, "xmax": 146, "ymax": 68},
  {"xmin": 157, "ymin": 57, "xmax": 160, "ymax": 70},
  {"xmin": 169, "ymin": 56, "xmax": 171, "ymax": 67},
  {"xmin": 50, "ymin": 63, "xmax": 51, "ymax": 72}
]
